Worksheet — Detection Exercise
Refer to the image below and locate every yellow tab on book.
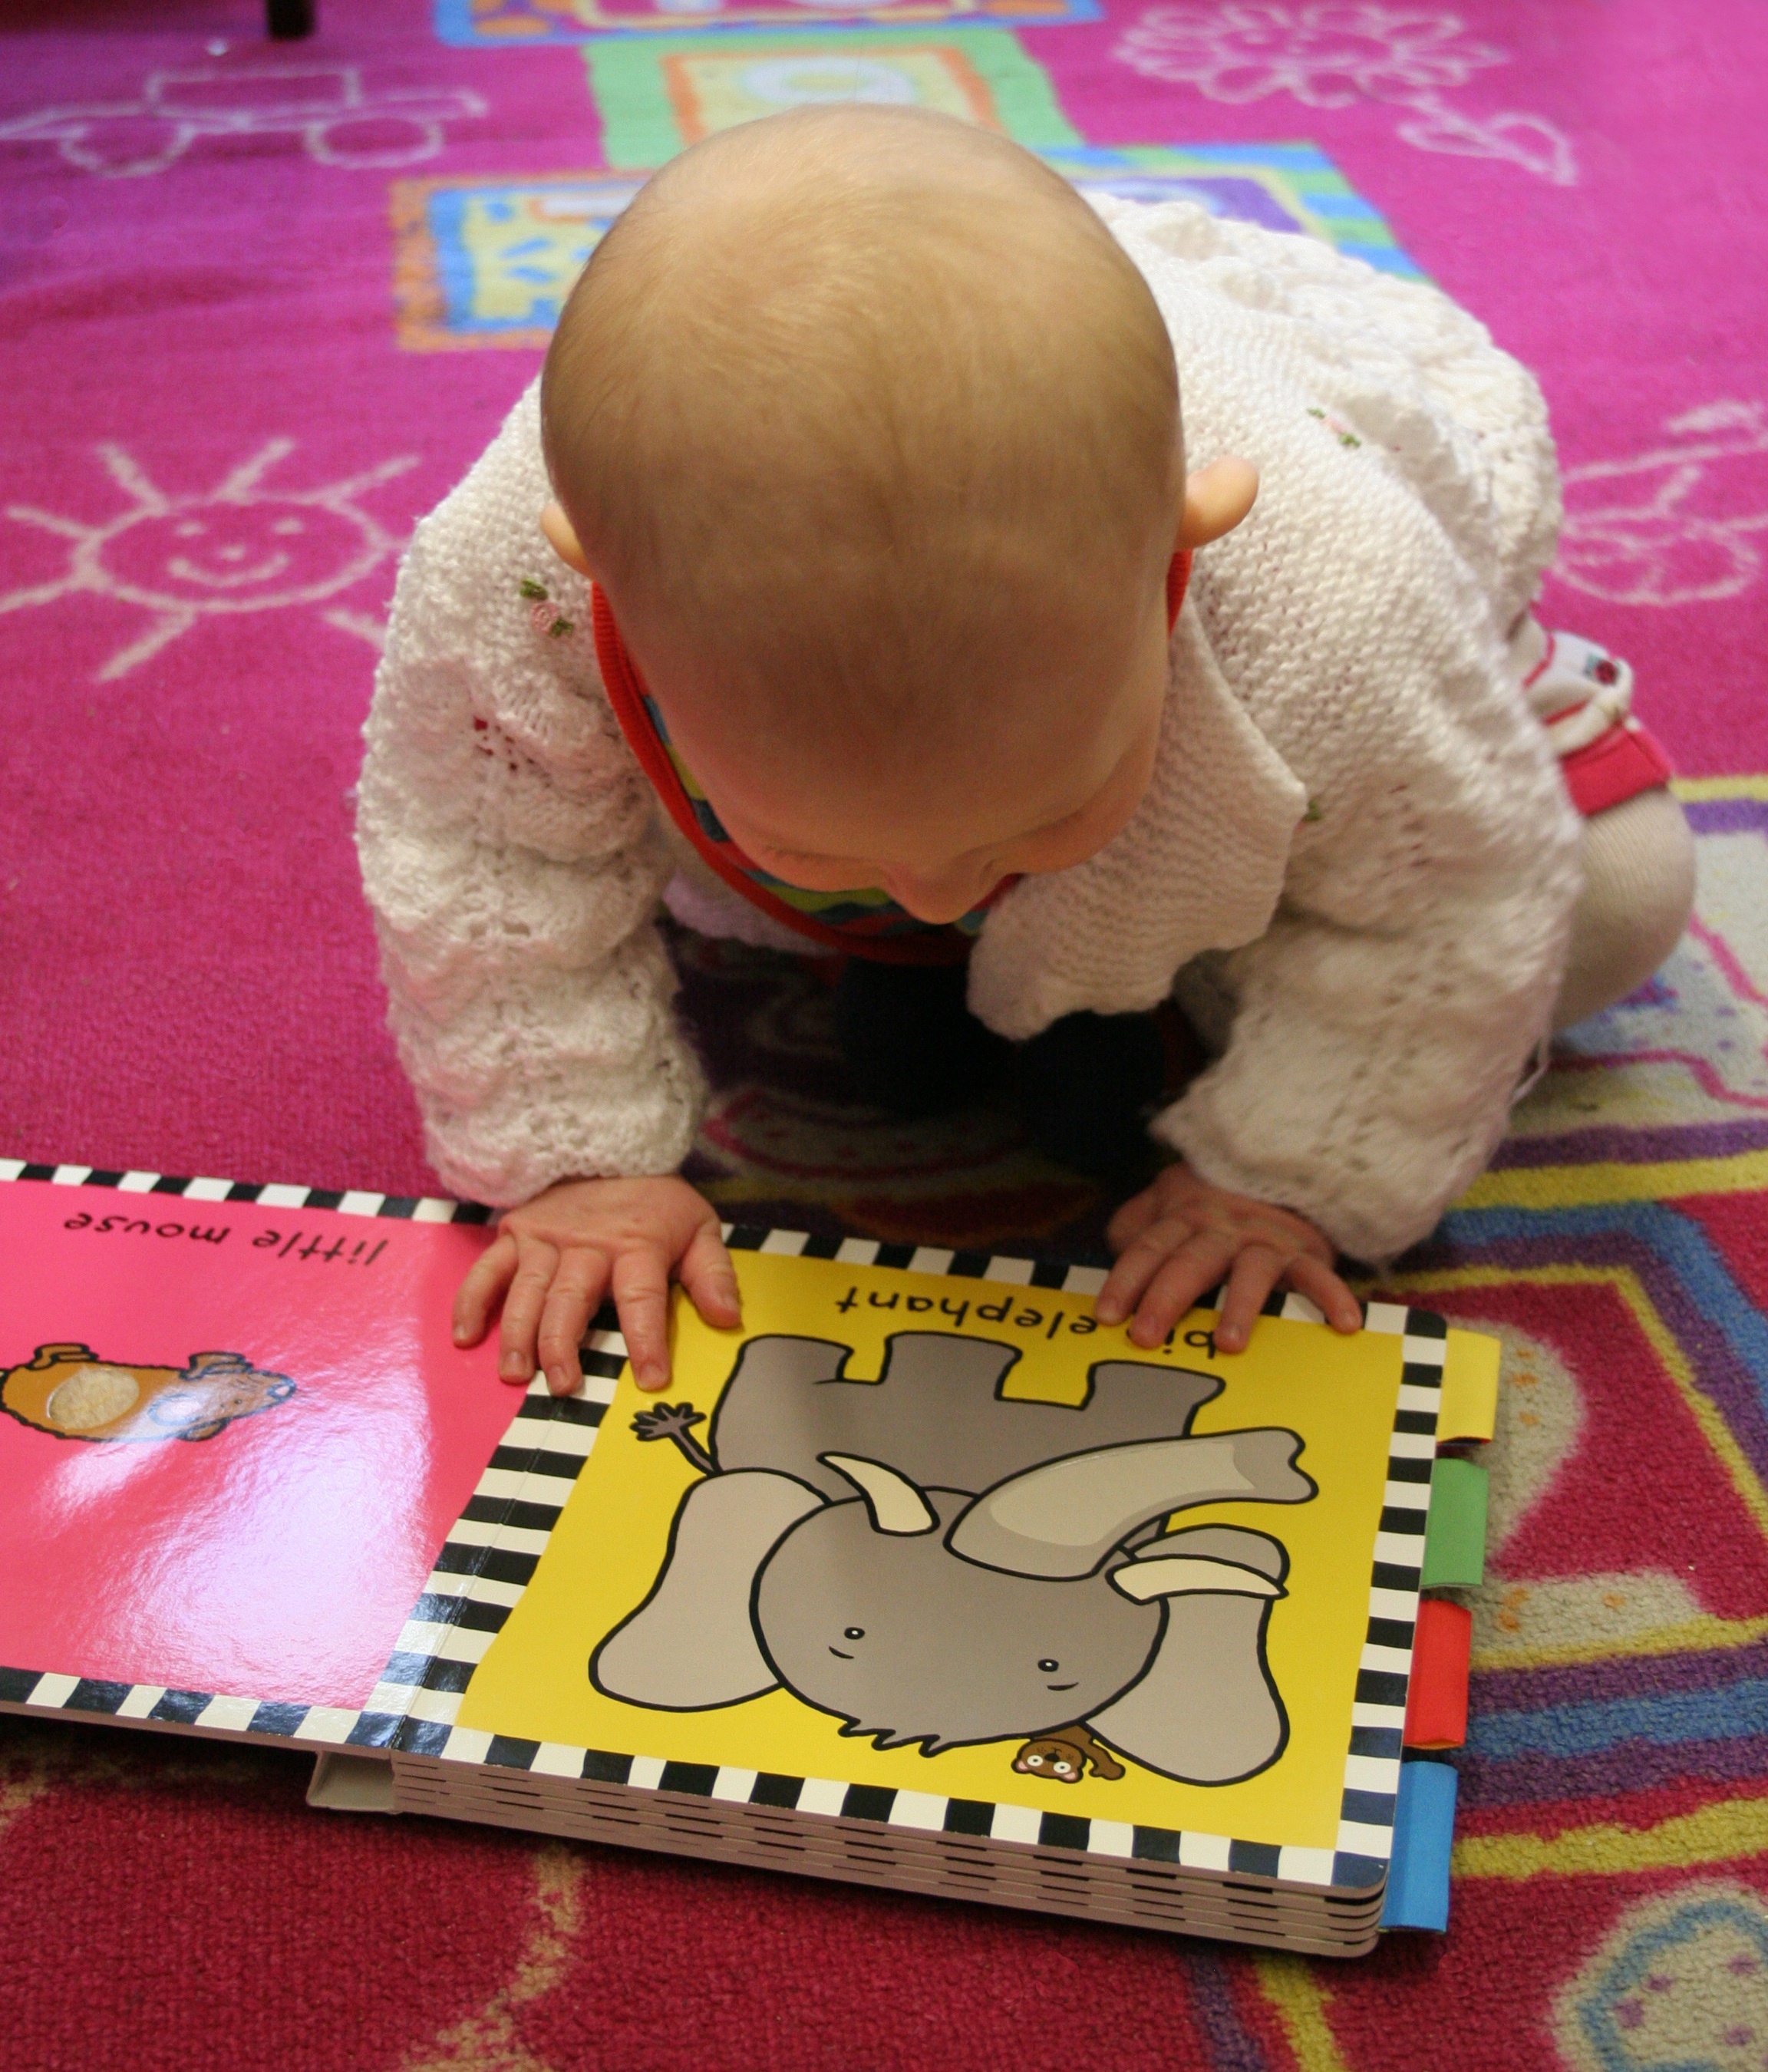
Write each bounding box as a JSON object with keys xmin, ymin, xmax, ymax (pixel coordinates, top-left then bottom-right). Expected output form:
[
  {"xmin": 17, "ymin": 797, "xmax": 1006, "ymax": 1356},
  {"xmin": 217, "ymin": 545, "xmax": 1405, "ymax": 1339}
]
[{"xmin": 1438, "ymin": 1331, "xmax": 1499, "ymax": 1443}]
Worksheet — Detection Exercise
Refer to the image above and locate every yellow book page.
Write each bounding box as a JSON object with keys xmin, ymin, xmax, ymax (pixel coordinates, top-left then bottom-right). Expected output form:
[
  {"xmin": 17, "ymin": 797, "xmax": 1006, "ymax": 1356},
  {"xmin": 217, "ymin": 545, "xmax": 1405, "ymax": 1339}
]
[{"xmin": 457, "ymin": 1252, "xmax": 1407, "ymax": 1852}]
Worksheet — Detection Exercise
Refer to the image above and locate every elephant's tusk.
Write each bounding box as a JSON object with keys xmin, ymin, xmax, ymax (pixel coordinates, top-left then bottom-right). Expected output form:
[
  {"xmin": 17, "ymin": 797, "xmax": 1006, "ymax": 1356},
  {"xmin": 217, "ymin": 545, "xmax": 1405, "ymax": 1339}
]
[
  {"xmin": 1109, "ymin": 1557, "xmax": 1284, "ymax": 1602},
  {"xmin": 820, "ymin": 1452, "xmax": 938, "ymax": 1536}
]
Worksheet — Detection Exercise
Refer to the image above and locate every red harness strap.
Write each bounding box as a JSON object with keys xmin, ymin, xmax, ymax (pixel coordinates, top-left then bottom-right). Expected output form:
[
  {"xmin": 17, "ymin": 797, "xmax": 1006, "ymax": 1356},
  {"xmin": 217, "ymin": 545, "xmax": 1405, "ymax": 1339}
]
[{"xmin": 1558, "ymin": 722, "xmax": 1675, "ymax": 817}]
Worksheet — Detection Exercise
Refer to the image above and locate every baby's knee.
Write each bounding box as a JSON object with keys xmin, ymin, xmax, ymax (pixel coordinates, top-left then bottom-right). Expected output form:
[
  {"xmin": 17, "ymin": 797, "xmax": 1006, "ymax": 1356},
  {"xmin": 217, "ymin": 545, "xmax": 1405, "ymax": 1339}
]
[{"xmin": 1554, "ymin": 787, "xmax": 1697, "ymax": 1030}]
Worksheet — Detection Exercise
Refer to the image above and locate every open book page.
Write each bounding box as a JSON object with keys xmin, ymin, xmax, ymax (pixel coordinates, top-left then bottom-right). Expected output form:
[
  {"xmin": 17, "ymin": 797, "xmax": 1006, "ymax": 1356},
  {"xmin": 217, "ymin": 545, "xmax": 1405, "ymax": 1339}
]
[
  {"xmin": 0, "ymin": 1174, "xmax": 516, "ymax": 1712},
  {"xmin": 447, "ymin": 1248, "xmax": 1425, "ymax": 1860}
]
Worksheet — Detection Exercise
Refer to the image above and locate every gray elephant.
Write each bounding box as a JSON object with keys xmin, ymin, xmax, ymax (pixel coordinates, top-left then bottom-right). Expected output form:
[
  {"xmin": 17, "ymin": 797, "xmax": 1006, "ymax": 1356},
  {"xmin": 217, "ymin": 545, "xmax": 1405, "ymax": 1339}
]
[{"xmin": 591, "ymin": 1331, "xmax": 1316, "ymax": 1786}]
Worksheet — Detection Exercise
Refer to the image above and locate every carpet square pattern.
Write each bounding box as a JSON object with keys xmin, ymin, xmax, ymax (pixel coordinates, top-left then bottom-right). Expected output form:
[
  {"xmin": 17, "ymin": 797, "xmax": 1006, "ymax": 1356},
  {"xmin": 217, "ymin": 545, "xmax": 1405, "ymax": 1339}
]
[
  {"xmin": 583, "ymin": 26, "xmax": 1083, "ymax": 163},
  {"xmin": 439, "ymin": 0, "xmax": 1102, "ymax": 42},
  {"xmin": 390, "ymin": 143, "xmax": 1417, "ymax": 348},
  {"xmin": 1, "ymin": 0, "xmax": 1765, "ymax": 2066}
]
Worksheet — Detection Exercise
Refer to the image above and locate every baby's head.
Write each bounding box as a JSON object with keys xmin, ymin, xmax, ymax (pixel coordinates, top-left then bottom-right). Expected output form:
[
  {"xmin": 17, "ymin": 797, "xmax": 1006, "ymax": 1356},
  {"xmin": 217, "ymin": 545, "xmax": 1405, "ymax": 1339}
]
[{"xmin": 540, "ymin": 107, "xmax": 1252, "ymax": 922}]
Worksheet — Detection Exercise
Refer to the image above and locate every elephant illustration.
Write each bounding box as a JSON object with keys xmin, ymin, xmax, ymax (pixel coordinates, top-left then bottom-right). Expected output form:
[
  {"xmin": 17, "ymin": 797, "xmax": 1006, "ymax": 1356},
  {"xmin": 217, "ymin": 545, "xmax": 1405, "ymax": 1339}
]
[{"xmin": 590, "ymin": 1331, "xmax": 1317, "ymax": 1787}]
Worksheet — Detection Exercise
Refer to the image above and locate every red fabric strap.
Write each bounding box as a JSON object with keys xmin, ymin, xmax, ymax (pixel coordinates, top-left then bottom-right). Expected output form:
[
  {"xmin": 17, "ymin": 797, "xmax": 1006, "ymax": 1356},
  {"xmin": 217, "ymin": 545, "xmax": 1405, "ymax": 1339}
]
[
  {"xmin": 1166, "ymin": 547, "xmax": 1191, "ymax": 630},
  {"xmin": 1560, "ymin": 719, "xmax": 1675, "ymax": 818}
]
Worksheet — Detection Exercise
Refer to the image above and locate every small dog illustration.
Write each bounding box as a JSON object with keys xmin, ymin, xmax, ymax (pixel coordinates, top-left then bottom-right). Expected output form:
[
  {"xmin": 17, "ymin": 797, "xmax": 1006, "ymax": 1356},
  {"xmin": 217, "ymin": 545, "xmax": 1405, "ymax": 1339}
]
[{"xmin": 1012, "ymin": 1724, "xmax": 1126, "ymax": 1784}]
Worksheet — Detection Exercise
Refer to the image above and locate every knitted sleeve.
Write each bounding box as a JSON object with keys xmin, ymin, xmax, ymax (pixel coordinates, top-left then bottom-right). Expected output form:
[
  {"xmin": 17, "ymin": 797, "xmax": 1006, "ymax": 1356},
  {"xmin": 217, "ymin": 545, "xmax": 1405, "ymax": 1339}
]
[
  {"xmin": 1153, "ymin": 711, "xmax": 1583, "ymax": 1264},
  {"xmin": 1093, "ymin": 195, "xmax": 1580, "ymax": 1262},
  {"xmin": 1156, "ymin": 902, "xmax": 1564, "ymax": 1265},
  {"xmin": 354, "ymin": 384, "xmax": 706, "ymax": 1207}
]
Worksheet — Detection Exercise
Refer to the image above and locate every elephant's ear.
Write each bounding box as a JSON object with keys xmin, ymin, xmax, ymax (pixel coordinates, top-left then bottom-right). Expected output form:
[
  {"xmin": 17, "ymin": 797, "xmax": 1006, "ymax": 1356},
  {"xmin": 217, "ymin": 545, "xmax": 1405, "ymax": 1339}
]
[{"xmin": 591, "ymin": 1471, "xmax": 823, "ymax": 1711}]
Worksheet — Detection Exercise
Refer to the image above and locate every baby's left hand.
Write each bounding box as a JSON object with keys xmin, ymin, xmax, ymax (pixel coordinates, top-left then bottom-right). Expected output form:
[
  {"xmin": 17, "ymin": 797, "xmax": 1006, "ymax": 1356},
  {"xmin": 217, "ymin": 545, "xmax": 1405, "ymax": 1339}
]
[{"xmin": 1097, "ymin": 1162, "xmax": 1361, "ymax": 1354}]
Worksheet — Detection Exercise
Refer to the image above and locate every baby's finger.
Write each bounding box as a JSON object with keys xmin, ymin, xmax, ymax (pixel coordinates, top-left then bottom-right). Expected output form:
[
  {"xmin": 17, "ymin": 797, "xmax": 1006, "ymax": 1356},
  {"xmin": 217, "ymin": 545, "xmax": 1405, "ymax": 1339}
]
[
  {"xmin": 1285, "ymin": 1252, "xmax": 1364, "ymax": 1334},
  {"xmin": 1105, "ymin": 1183, "xmax": 1166, "ymax": 1257},
  {"xmin": 612, "ymin": 1245, "xmax": 675, "ymax": 1392},
  {"xmin": 454, "ymin": 1230, "xmax": 517, "ymax": 1348},
  {"xmin": 1216, "ymin": 1243, "xmax": 1287, "ymax": 1354},
  {"xmin": 536, "ymin": 1246, "xmax": 612, "ymax": 1397},
  {"xmin": 497, "ymin": 1234, "xmax": 559, "ymax": 1384},
  {"xmin": 1097, "ymin": 1216, "xmax": 1195, "ymax": 1325},
  {"xmin": 1126, "ymin": 1233, "xmax": 1238, "ymax": 1349},
  {"xmin": 678, "ymin": 1222, "xmax": 742, "ymax": 1330}
]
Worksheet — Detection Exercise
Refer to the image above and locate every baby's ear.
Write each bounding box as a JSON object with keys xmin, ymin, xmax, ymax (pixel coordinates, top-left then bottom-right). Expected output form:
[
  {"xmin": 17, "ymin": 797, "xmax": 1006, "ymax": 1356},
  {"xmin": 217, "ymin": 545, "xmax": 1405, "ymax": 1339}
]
[
  {"xmin": 1177, "ymin": 457, "xmax": 1258, "ymax": 549},
  {"xmin": 540, "ymin": 500, "xmax": 594, "ymax": 577}
]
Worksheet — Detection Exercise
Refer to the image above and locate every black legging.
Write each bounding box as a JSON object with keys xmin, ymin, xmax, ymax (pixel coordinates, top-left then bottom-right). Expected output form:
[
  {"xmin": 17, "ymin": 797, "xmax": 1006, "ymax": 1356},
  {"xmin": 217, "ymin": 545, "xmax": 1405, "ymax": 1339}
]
[{"xmin": 833, "ymin": 957, "xmax": 1166, "ymax": 1185}]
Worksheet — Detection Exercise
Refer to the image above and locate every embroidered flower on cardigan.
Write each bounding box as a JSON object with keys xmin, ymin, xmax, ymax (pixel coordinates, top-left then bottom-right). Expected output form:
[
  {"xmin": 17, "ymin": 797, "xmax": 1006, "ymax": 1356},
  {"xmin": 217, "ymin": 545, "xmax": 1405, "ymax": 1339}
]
[
  {"xmin": 517, "ymin": 579, "xmax": 574, "ymax": 638},
  {"xmin": 1307, "ymin": 406, "xmax": 1362, "ymax": 449}
]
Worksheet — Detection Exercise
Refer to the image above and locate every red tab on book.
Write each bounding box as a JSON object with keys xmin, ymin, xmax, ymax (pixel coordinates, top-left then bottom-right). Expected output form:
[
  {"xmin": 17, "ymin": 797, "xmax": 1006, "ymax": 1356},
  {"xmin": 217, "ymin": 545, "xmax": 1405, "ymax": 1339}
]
[{"xmin": 1403, "ymin": 1598, "xmax": 1472, "ymax": 1750}]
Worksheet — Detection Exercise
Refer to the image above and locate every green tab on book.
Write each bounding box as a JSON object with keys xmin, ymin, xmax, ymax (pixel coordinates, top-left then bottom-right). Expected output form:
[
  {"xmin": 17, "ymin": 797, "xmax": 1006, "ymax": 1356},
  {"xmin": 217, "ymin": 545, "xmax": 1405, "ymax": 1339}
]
[{"xmin": 1420, "ymin": 1457, "xmax": 1488, "ymax": 1589}]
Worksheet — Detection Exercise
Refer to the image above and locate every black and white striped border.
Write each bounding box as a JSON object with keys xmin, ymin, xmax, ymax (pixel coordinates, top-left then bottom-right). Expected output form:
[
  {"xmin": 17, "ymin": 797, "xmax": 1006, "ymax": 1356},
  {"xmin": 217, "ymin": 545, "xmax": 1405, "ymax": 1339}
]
[
  {"xmin": 1338, "ymin": 1302, "xmax": 1443, "ymax": 1873},
  {"xmin": 0, "ymin": 1168, "xmax": 1443, "ymax": 1892},
  {"xmin": 368, "ymin": 1335, "xmax": 624, "ymax": 1736},
  {"xmin": 0, "ymin": 1664, "xmax": 405, "ymax": 1750},
  {"xmin": 0, "ymin": 1159, "xmax": 490, "ymax": 1224}
]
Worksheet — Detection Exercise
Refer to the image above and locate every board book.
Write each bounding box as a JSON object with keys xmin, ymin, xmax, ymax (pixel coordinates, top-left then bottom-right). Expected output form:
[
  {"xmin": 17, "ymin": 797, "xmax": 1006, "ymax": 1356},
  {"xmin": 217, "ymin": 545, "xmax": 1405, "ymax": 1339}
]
[{"xmin": 0, "ymin": 1162, "xmax": 1496, "ymax": 1955}]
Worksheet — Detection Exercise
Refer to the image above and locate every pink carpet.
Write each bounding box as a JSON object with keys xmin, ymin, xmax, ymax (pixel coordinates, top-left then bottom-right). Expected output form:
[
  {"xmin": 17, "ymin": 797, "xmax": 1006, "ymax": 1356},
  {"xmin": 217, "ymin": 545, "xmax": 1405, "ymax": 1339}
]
[
  {"xmin": 2, "ymin": 0, "xmax": 1764, "ymax": 1199},
  {"xmin": 3, "ymin": 2, "xmax": 1766, "ymax": 2067}
]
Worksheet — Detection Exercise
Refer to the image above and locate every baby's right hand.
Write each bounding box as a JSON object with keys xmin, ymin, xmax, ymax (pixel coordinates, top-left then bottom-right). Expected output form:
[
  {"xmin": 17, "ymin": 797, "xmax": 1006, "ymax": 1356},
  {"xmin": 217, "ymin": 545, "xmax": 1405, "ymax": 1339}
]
[{"xmin": 452, "ymin": 1176, "xmax": 741, "ymax": 1397}]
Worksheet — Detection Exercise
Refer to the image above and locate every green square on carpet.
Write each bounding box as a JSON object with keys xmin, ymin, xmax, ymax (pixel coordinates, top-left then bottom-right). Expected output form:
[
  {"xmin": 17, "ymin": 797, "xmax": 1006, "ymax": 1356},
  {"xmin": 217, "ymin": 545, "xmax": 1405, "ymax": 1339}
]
[{"xmin": 584, "ymin": 27, "xmax": 1082, "ymax": 169}]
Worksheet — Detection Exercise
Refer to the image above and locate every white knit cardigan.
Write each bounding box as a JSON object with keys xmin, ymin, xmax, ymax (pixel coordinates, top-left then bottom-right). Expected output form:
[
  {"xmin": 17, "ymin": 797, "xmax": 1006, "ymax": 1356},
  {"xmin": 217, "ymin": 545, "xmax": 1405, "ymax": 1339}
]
[{"xmin": 355, "ymin": 196, "xmax": 1582, "ymax": 1262}]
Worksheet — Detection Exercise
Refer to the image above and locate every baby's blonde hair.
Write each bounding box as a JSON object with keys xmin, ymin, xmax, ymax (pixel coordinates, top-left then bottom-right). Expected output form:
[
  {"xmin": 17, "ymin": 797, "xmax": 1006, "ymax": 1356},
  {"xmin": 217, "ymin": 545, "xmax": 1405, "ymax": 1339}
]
[{"xmin": 542, "ymin": 107, "xmax": 1180, "ymax": 755}]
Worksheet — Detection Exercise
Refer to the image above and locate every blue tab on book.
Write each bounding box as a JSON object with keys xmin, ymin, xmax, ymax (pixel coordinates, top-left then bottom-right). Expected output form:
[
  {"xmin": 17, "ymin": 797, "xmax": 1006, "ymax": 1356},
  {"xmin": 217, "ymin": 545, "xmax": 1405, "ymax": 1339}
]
[{"xmin": 1380, "ymin": 1757, "xmax": 1458, "ymax": 1932}]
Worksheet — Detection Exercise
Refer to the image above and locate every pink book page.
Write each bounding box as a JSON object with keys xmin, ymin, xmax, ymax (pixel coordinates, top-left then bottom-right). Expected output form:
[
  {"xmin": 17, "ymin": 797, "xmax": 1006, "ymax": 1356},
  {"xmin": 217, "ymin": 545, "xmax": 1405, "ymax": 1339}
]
[{"xmin": 0, "ymin": 1179, "xmax": 522, "ymax": 1711}]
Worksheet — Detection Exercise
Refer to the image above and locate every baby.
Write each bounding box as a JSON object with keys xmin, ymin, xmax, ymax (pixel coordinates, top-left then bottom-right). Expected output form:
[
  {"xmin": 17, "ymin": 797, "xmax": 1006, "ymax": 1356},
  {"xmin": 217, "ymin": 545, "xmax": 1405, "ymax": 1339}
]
[{"xmin": 355, "ymin": 107, "xmax": 1694, "ymax": 1394}]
